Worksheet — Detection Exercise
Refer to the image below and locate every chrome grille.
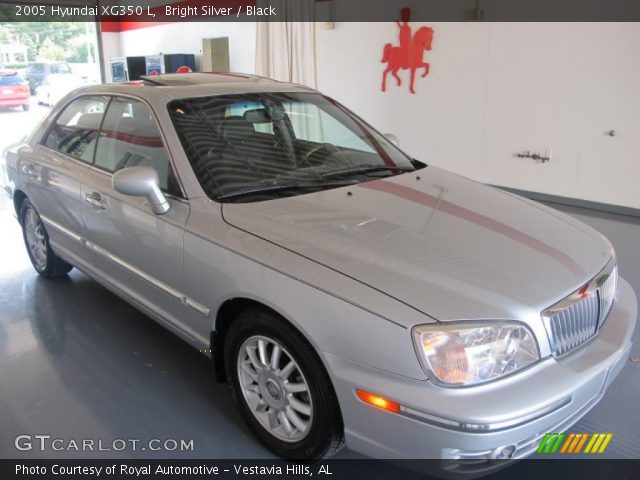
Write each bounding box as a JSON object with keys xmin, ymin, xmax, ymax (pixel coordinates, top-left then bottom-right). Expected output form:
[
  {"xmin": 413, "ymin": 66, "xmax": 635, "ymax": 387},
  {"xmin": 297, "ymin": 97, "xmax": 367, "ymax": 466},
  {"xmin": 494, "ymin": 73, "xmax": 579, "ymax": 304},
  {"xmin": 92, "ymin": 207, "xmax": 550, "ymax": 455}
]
[
  {"xmin": 547, "ymin": 291, "xmax": 599, "ymax": 356},
  {"xmin": 543, "ymin": 260, "xmax": 618, "ymax": 356},
  {"xmin": 598, "ymin": 265, "xmax": 618, "ymax": 329}
]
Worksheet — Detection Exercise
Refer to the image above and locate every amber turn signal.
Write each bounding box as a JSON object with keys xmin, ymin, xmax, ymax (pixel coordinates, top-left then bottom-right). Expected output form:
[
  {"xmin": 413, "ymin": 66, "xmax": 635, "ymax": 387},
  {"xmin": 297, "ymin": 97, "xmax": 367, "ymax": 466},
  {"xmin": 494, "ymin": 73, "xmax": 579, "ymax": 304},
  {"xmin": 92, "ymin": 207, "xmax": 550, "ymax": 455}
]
[{"xmin": 356, "ymin": 389, "xmax": 401, "ymax": 414}]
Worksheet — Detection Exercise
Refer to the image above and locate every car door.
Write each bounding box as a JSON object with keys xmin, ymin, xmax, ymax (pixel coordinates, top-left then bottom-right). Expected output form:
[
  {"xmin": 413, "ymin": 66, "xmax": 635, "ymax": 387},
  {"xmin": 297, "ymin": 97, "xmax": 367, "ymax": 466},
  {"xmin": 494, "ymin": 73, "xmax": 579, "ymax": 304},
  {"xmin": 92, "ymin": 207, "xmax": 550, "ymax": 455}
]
[
  {"xmin": 23, "ymin": 95, "xmax": 108, "ymax": 267},
  {"xmin": 79, "ymin": 96, "xmax": 200, "ymax": 342}
]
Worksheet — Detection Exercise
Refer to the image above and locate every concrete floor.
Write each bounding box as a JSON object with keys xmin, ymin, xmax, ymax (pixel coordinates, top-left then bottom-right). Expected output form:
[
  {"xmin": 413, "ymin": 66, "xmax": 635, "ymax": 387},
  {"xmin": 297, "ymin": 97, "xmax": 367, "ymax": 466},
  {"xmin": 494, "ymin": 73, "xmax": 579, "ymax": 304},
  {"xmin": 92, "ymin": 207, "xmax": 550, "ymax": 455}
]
[{"xmin": 0, "ymin": 103, "xmax": 638, "ymax": 459}]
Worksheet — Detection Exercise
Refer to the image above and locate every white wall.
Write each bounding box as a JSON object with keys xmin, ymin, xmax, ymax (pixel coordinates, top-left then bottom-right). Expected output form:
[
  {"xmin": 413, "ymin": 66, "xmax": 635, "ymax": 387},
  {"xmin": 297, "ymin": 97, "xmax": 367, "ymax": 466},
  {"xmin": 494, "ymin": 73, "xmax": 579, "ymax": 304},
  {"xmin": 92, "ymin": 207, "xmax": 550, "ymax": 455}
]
[
  {"xmin": 100, "ymin": 31, "xmax": 121, "ymax": 80},
  {"xmin": 116, "ymin": 22, "xmax": 256, "ymax": 74},
  {"xmin": 100, "ymin": 22, "xmax": 640, "ymax": 209},
  {"xmin": 316, "ymin": 23, "xmax": 640, "ymax": 209}
]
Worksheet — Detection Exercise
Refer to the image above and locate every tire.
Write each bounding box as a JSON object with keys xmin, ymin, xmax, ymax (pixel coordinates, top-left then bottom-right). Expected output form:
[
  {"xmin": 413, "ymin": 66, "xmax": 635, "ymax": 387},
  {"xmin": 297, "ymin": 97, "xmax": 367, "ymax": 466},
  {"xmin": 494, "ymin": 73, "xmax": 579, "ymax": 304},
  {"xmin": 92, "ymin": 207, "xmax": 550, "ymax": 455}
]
[
  {"xmin": 22, "ymin": 104, "xmax": 30, "ymax": 111},
  {"xmin": 20, "ymin": 198, "xmax": 73, "ymax": 278},
  {"xmin": 224, "ymin": 308, "xmax": 344, "ymax": 459}
]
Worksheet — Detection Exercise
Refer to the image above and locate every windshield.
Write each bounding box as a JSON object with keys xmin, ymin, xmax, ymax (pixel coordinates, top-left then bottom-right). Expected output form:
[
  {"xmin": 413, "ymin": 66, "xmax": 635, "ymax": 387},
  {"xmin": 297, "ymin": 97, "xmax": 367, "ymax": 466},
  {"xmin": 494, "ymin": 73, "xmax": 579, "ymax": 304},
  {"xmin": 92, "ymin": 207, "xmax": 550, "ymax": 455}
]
[
  {"xmin": 168, "ymin": 92, "xmax": 419, "ymax": 202},
  {"xmin": 27, "ymin": 64, "xmax": 45, "ymax": 75}
]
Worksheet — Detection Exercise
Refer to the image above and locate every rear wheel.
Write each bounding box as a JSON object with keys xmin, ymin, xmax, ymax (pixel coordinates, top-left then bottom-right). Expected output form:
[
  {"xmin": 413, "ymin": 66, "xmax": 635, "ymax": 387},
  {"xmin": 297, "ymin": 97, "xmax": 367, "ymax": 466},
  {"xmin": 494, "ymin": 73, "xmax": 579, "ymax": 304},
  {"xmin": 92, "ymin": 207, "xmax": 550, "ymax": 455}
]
[
  {"xmin": 224, "ymin": 308, "xmax": 344, "ymax": 459},
  {"xmin": 22, "ymin": 104, "xmax": 30, "ymax": 111},
  {"xmin": 20, "ymin": 199, "xmax": 73, "ymax": 278}
]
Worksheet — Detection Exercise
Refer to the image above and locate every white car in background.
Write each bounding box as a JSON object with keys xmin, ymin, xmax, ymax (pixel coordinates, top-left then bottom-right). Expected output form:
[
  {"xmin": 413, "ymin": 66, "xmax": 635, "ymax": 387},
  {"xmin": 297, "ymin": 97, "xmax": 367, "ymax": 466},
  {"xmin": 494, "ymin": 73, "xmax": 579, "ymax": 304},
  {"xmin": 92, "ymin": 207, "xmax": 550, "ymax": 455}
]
[{"xmin": 35, "ymin": 73, "xmax": 85, "ymax": 107}]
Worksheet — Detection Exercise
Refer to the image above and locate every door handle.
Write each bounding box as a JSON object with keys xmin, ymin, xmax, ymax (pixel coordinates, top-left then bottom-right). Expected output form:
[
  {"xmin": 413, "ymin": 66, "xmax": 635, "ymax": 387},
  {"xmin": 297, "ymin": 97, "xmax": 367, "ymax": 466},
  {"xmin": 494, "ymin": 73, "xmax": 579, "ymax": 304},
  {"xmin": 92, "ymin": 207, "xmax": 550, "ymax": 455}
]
[
  {"xmin": 83, "ymin": 191, "xmax": 106, "ymax": 210},
  {"xmin": 21, "ymin": 164, "xmax": 40, "ymax": 177}
]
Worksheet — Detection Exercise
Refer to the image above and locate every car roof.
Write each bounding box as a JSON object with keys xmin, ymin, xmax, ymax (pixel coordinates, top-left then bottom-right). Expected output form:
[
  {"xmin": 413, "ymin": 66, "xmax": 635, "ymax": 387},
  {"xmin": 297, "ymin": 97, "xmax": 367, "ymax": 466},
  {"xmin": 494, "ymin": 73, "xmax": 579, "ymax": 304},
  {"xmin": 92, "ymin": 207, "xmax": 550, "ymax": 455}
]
[
  {"xmin": 74, "ymin": 72, "xmax": 317, "ymax": 102},
  {"xmin": 141, "ymin": 72, "xmax": 270, "ymax": 86}
]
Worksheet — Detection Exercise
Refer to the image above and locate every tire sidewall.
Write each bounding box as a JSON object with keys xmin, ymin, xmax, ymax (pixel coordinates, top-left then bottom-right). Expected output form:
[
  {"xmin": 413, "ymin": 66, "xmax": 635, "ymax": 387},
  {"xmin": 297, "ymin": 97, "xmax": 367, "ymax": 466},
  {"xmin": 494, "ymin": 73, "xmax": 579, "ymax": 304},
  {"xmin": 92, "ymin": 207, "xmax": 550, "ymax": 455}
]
[
  {"xmin": 224, "ymin": 309, "xmax": 342, "ymax": 459},
  {"xmin": 20, "ymin": 199, "xmax": 53, "ymax": 276}
]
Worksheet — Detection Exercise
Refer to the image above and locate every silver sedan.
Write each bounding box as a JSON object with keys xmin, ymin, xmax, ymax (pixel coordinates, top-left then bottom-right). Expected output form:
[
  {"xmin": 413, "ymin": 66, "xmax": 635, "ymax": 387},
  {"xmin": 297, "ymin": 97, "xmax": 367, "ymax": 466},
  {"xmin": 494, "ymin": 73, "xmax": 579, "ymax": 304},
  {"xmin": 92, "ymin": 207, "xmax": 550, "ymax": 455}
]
[{"xmin": 1, "ymin": 73, "xmax": 636, "ymax": 464}]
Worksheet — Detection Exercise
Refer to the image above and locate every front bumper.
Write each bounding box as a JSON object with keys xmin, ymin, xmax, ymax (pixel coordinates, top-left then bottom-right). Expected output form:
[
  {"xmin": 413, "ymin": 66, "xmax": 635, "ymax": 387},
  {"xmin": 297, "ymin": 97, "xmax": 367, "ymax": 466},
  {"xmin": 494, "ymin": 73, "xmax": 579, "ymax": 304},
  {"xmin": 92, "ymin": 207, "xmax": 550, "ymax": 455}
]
[{"xmin": 326, "ymin": 277, "xmax": 637, "ymax": 463}]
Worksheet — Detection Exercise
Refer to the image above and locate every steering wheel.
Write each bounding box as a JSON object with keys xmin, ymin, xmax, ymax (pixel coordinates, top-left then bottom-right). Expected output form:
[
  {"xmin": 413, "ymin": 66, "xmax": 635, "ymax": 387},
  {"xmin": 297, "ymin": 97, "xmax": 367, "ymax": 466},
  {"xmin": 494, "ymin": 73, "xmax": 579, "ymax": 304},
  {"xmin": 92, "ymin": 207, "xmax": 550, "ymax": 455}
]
[{"xmin": 303, "ymin": 143, "xmax": 340, "ymax": 164}]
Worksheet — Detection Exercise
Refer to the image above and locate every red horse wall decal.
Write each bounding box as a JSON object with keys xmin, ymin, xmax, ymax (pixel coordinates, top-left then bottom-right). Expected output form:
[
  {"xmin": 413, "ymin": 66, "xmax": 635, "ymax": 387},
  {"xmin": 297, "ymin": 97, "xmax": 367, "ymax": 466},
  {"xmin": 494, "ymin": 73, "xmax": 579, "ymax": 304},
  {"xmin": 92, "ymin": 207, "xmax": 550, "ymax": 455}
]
[{"xmin": 381, "ymin": 8, "xmax": 434, "ymax": 94}]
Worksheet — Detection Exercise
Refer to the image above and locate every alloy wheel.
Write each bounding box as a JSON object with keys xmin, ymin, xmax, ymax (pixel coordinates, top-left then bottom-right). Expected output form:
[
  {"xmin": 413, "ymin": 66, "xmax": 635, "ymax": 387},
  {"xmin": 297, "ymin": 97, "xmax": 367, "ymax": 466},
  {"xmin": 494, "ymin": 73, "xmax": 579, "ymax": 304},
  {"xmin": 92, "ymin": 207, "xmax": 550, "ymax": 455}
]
[
  {"xmin": 237, "ymin": 335, "xmax": 313, "ymax": 442},
  {"xmin": 24, "ymin": 208, "xmax": 47, "ymax": 271}
]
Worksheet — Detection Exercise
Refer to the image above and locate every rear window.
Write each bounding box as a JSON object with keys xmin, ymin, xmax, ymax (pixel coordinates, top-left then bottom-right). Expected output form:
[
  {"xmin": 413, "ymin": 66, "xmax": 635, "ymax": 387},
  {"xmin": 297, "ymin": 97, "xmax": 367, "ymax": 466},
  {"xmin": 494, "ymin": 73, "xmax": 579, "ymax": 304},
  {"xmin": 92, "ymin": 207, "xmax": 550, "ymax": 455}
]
[
  {"xmin": 27, "ymin": 64, "xmax": 45, "ymax": 75},
  {"xmin": 0, "ymin": 74, "xmax": 25, "ymax": 86}
]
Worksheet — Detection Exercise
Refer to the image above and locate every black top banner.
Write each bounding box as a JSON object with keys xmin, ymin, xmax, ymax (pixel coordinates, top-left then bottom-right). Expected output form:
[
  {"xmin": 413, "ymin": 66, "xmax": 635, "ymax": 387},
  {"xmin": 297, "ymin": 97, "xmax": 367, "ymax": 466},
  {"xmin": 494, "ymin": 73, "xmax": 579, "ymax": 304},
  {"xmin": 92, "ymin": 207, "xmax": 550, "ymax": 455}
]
[{"xmin": 1, "ymin": 0, "xmax": 640, "ymax": 23}]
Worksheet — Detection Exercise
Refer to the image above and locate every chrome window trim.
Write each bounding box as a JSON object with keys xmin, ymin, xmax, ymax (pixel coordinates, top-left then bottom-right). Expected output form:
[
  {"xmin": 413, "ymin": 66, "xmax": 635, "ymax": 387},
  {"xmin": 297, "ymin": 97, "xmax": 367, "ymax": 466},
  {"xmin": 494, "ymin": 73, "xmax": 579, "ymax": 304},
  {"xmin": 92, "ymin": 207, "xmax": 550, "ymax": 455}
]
[{"xmin": 40, "ymin": 214, "xmax": 208, "ymax": 318}]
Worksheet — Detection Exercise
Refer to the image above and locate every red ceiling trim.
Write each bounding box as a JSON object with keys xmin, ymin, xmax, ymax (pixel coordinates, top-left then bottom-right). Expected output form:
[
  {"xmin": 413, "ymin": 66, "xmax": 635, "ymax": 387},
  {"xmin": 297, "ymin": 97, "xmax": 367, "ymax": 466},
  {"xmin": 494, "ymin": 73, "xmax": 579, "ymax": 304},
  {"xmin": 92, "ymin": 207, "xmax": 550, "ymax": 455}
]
[{"xmin": 100, "ymin": 0, "xmax": 257, "ymax": 32}]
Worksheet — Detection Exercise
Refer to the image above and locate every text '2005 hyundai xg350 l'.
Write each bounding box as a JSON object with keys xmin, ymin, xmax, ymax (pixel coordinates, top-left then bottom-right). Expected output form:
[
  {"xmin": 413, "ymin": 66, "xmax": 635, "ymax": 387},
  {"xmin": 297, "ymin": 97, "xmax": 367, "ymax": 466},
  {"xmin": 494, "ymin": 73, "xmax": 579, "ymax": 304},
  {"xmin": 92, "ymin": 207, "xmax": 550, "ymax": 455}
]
[{"xmin": 1, "ymin": 73, "xmax": 636, "ymax": 465}]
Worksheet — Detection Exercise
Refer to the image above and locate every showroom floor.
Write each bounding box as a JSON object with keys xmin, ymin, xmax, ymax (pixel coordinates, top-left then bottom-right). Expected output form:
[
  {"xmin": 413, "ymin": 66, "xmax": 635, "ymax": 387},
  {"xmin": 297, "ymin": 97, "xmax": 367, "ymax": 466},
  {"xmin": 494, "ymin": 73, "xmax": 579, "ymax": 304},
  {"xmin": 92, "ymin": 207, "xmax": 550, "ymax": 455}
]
[{"xmin": 0, "ymin": 104, "xmax": 638, "ymax": 459}]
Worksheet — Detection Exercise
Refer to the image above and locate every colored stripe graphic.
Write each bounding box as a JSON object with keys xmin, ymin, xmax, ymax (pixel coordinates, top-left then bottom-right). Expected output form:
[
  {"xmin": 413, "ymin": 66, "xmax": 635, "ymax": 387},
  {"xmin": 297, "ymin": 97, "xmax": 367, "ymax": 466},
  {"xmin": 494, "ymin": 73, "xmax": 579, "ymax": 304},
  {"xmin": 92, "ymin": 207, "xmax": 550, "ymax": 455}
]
[
  {"xmin": 560, "ymin": 433, "xmax": 575, "ymax": 453},
  {"xmin": 538, "ymin": 433, "xmax": 613, "ymax": 454},
  {"xmin": 584, "ymin": 433, "xmax": 613, "ymax": 454},
  {"xmin": 537, "ymin": 433, "xmax": 565, "ymax": 454},
  {"xmin": 536, "ymin": 434, "xmax": 552, "ymax": 454},
  {"xmin": 561, "ymin": 433, "xmax": 588, "ymax": 453},
  {"xmin": 575, "ymin": 434, "xmax": 590, "ymax": 453}
]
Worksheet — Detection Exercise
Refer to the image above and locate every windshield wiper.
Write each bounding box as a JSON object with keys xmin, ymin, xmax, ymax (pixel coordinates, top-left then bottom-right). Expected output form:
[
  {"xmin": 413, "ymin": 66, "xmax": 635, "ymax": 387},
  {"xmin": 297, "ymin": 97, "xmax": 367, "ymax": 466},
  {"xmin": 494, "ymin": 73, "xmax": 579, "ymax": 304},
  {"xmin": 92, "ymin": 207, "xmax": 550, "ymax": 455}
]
[
  {"xmin": 217, "ymin": 180, "xmax": 358, "ymax": 201},
  {"xmin": 321, "ymin": 164, "xmax": 414, "ymax": 178}
]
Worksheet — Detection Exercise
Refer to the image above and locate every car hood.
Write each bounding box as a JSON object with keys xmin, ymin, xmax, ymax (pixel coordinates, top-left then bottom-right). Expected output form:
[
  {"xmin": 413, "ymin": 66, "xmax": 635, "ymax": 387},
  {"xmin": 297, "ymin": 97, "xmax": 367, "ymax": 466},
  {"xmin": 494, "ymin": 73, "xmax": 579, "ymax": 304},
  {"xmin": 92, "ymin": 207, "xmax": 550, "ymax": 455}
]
[{"xmin": 222, "ymin": 167, "xmax": 613, "ymax": 322}]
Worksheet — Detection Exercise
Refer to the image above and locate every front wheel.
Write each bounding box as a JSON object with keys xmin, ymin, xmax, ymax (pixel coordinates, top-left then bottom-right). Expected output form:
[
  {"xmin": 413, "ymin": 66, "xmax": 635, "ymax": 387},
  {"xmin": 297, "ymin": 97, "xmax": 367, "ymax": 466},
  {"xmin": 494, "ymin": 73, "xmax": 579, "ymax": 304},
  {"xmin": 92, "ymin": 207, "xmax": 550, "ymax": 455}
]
[
  {"xmin": 20, "ymin": 199, "xmax": 73, "ymax": 278},
  {"xmin": 224, "ymin": 308, "xmax": 344, "ymax": 459}
]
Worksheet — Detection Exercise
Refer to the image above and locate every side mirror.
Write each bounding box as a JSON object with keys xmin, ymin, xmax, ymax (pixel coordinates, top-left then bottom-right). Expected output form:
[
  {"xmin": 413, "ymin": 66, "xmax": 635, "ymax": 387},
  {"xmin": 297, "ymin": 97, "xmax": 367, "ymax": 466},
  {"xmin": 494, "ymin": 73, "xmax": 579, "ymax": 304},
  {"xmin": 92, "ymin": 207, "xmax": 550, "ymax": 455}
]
[
  {"xmin": 112, "ymin": 166, "xmax": 170, "ymax": 215},
  {"xmin": 384, "ymin": 133, "xmax": 399, "ymax": 147}
]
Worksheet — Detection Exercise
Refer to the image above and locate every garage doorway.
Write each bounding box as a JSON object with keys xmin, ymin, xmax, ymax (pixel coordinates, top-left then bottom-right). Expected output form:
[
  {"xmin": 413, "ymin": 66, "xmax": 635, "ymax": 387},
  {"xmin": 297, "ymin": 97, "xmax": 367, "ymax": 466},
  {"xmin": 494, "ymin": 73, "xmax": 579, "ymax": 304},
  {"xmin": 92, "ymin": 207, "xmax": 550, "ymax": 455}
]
[{"xmin": 1, "ymin": 14, "xmax": 102, "ymax": 271}]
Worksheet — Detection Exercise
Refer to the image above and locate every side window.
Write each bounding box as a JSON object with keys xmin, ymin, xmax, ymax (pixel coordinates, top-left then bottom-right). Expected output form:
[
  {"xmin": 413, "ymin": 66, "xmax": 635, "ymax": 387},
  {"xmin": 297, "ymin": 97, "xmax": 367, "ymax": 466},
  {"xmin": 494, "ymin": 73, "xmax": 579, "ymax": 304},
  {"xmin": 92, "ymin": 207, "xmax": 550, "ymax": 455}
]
[
  {"xmin": 94, "ymin": 97, "xmax": 180, "ymax": 195},
  {"xmin": 28, "ymin": 64, "xmax": 45, "ymax": 75},
  {"xmin": 43, "ymin": 96, "xmax": 108, "ymax": 163}
]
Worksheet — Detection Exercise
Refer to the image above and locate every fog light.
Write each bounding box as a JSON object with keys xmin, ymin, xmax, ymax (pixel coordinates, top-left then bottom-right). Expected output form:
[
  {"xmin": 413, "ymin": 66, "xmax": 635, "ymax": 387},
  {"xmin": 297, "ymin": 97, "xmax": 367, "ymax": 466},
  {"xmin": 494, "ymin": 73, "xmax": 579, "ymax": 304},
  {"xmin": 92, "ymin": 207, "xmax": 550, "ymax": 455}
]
[{"xmin": 491, "ymin": 445, "xmax": 516, "ymax": 460}]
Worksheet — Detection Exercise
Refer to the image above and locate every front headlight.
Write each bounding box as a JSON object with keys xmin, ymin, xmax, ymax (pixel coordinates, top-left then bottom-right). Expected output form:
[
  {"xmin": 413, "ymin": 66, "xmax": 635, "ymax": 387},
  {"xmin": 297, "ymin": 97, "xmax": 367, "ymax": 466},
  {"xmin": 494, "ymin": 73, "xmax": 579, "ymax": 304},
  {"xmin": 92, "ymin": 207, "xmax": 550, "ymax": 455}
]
[{"xmin": 412, "ymin": 323, "xmax": 540, "ymax": 387}]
